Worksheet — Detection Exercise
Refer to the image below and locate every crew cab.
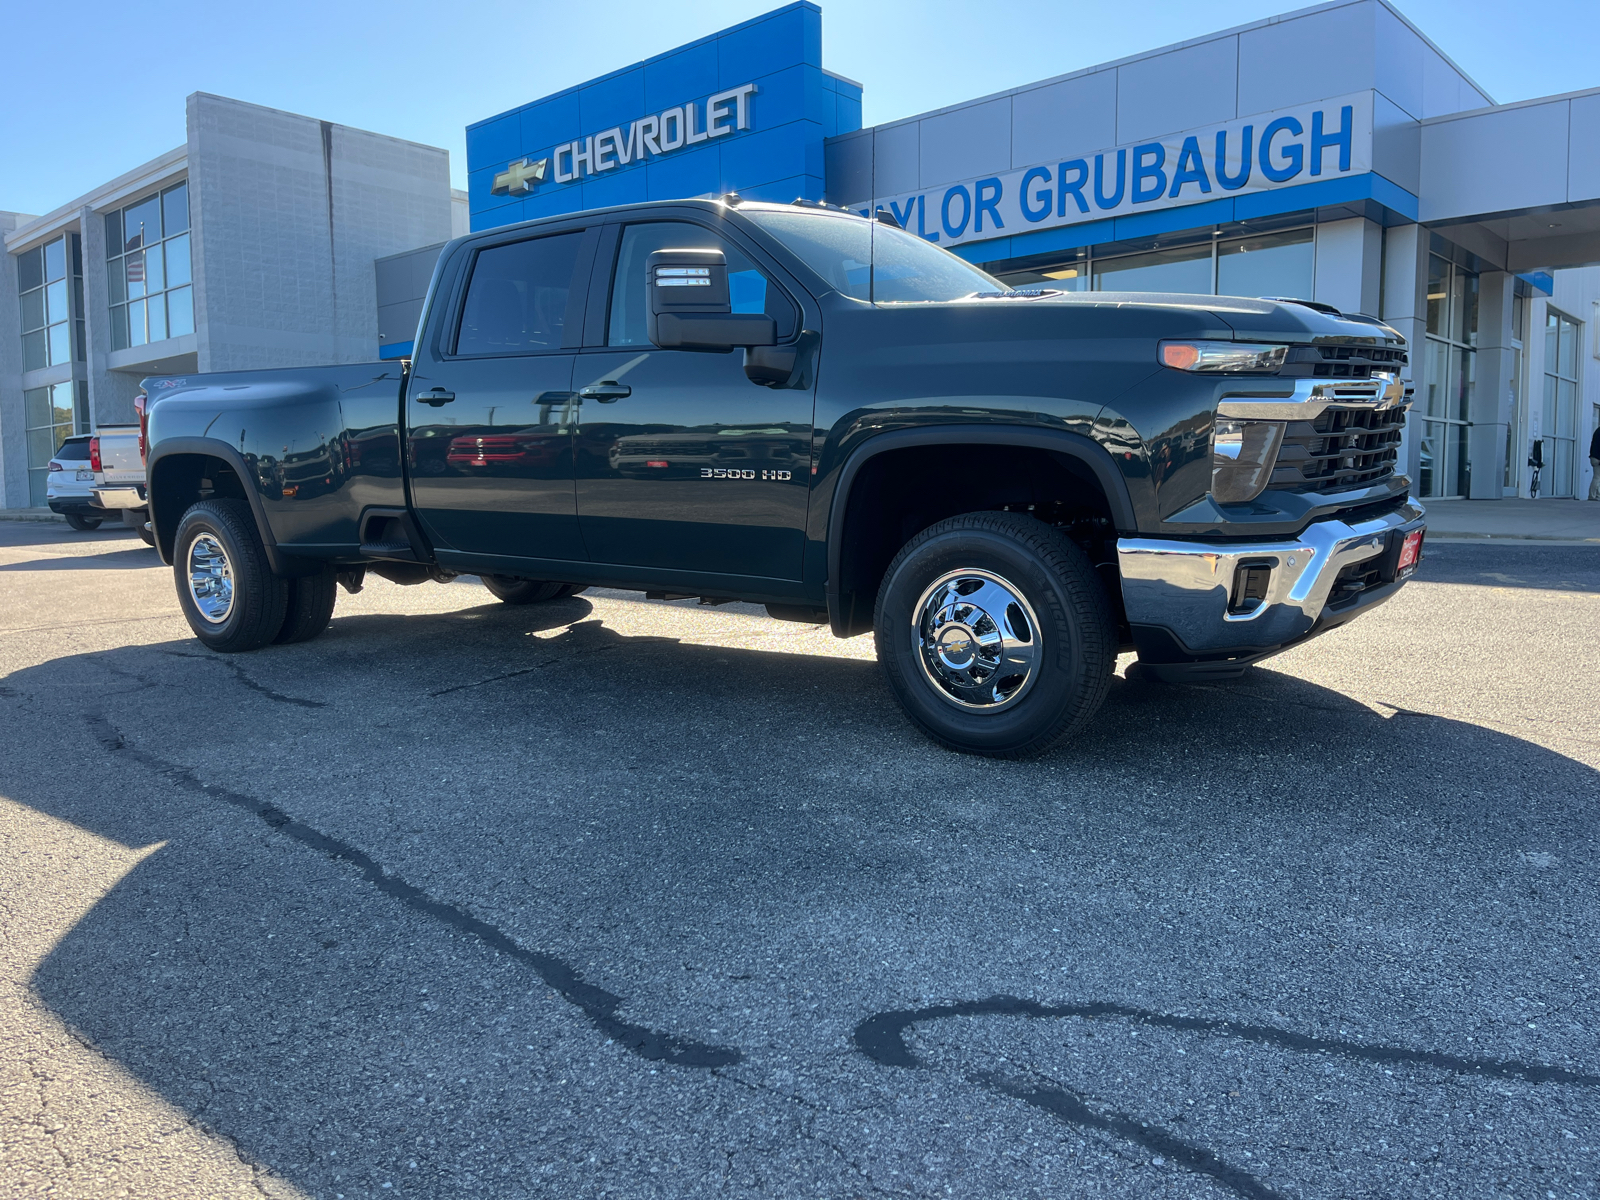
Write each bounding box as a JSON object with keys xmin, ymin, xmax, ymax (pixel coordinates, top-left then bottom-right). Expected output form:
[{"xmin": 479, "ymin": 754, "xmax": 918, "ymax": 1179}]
[{"xmin": 141, "ymin": 197, "xmax": 1424, "ymax": 756}]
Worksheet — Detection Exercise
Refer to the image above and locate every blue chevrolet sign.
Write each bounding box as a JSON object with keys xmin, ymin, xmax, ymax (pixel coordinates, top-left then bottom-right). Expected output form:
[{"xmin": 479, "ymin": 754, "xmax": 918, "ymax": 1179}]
[{"xmin": 466, "ymin": 2, "xmax": 861, "ymax": 230}]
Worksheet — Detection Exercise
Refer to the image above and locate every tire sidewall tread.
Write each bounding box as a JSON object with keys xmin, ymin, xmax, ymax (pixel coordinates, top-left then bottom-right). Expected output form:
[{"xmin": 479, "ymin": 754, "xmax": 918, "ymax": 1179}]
[
  {"xmin": 172, "ymin": 499, "xmax": 288, "ymax": 653},
  {"xmin": 873, "ymin": 512, "xmax": 1116, "ymax": 758}
]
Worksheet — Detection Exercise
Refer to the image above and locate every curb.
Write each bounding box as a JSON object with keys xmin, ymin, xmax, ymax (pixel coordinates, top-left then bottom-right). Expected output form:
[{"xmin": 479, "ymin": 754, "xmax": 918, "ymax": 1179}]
[
  {"xmin": 1428, "ymin": 535, "xmax": 1600, "ymax": 546},
  {"xmin": 1427, "ymin": 532, "xmax": 1600, "ymax": 544},
  {"xmin": 0, "ymin": 509, "xmax": 67, "ymax": 524}
]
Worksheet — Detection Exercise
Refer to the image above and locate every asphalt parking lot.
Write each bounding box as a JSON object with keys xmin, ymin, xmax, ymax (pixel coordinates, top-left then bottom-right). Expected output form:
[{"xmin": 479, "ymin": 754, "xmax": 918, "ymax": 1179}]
[{"xmin": 2, "ymin": 518, "xmax": 1597, "ymax": 1200}]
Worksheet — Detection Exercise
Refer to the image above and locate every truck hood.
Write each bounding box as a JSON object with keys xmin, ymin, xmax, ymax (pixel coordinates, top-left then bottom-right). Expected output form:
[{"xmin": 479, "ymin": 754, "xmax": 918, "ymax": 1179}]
[{"xmin": 1010, "ymin": 290, "xmax": 1406, "ymax": 347}]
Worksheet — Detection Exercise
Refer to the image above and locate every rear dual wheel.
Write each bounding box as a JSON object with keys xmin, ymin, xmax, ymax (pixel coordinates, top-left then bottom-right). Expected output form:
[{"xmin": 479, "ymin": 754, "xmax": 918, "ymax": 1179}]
[
  {"xmin": 173, "ymin": 500, "xmax": 336, "ymax": 652},
  {"xmin": 874, "ymin": 512, "xmax": 1116, "ymax": 758}
]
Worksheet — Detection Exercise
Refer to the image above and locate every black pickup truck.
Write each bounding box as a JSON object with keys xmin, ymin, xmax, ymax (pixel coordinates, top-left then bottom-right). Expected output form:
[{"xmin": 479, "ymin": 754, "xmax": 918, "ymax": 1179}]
[{"xmin": 142, "ymin": 197, "xmax": 1424, "ymax": 756}]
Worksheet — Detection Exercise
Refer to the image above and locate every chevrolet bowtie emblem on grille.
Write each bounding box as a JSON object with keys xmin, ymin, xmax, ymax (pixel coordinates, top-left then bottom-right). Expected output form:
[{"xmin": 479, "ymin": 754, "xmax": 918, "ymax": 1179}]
[{"xmin": 491, "ymin": 157, "xmax": 548, "ymax": 196}]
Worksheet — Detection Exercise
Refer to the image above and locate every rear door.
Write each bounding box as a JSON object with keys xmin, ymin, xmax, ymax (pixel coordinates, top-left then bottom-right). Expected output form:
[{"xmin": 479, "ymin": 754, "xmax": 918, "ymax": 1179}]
[
  {"xmin": 407, "ymin": 225, "xmax": 597, "ymax": 563},
  {"xmin": 572, "ymin": 217, "xmax": 815, "ymax": 580}
]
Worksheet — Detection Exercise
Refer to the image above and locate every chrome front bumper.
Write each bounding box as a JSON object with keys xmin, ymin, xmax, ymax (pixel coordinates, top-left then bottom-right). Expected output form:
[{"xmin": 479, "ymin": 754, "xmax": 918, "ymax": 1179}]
[{"xmin": 1117, "ymin": 500, "xmax": 1425, "ymax": 665}]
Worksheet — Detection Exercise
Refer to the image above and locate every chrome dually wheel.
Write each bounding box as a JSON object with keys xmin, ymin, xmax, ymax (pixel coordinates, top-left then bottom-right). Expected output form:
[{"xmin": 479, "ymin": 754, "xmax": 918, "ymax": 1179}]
[
  {"xmin": 172, "ymin": 499, "xmax": 288, "ymax": 653},
  {"xmin": 914, "ymin": 569, "xmax": 1041, "ymax": 711},
  {"xmin": 873, "ymin": 511, "xmax": 1116, "ymax": 758},
  {"xmin": 187, "ymin": 532, "xmax": 236, "ymax": 624}
]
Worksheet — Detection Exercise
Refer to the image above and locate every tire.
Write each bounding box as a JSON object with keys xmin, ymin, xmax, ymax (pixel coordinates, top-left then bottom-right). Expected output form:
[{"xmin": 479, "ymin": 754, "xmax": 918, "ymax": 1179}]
[
  {"xmin": 275, "ymin": 565, "xmax": 338, "ymax": 644},
  {"xmin": 480, "ymin": 575, "xmax": 574, "ymax": 605},
  {"xmin": 125, "ymin": 510, "xmax": 155, "ymax": 546},
  {"xmin": 873, "ymin": 512, "xmax": 1116, "ymax": 758},
  {"xmin": 64, "ymin": 513, "xmax": 102, "ymax": 531},
  {"xmin": 172, "ymin": 499, "xmax": 288, "ymax": 653}
]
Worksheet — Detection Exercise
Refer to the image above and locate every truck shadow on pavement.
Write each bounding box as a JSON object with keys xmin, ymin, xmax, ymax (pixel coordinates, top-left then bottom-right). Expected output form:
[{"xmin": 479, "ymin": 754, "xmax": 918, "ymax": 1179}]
[
  {"xmin": 0, "ymin": 545, "xmax": 161, "ymax": 572},
  {"xmin": 7, "ymin": 602, "xmax": 1600, "ymax": 1198}
]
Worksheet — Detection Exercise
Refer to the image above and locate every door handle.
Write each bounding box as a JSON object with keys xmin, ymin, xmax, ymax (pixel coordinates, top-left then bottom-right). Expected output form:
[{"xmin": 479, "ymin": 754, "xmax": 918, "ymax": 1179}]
[
  {"xmin": 578, "ymin": 382, "xmax": 631, "ymax": 403},
  {"xmin": 415, "ymin": 388, "xmax": 455, "ymax": 407}
]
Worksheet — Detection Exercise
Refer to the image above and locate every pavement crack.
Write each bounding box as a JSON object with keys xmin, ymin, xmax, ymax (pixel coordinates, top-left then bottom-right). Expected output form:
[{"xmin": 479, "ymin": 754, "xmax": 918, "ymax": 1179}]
[
  {"xmin": 975, "ymin": 1068, "xmax": 1284, "ymax": 1200},
  {"xmin": 162, "ymin": 651, "xmax": 327, "ymax": 708},
  {"xmin": 82, "ymin": 710, "xmax": 740, "ymax": 1070},
  {"xmin": 854, "ymin": 993, "xmax": 1600, "ymax": 1200},
  {"xmin": 854, "ymin": 994, "xmax": 1600, "ymax": 1086},
  {"xmin": 430, "ymin": 657, "xmax": 561, "ymax": 697}
]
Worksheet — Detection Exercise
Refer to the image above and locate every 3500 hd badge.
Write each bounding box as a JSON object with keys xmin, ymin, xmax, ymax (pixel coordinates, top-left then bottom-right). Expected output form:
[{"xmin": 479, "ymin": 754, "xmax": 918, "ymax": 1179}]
[{"xmin": 702, "ymin": 468, "xmax": 792, "ymax": 480}]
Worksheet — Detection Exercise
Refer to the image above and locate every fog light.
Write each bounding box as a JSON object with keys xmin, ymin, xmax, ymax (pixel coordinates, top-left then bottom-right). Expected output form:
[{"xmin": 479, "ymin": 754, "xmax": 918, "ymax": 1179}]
[
  {"xmin": 1211, "ymin": 419, "xmax": 1285, "ymax": 504},
  {"xmin": 1229, "ymin": 560, "xmax": 1273, "ymax": 614}
]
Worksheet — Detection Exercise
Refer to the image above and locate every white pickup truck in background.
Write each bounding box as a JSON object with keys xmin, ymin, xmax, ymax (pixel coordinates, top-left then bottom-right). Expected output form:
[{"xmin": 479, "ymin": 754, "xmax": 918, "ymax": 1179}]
[{"xmin": 87, "ymin": 424, "xmax": 154, "ymax": 545}]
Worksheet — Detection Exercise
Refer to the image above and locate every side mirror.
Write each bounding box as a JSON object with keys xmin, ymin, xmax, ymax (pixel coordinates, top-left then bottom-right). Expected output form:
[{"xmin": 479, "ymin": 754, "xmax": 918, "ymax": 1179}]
[{"xmin": 647, "ymin": 248, "xmax": 776, "ymax": 352}]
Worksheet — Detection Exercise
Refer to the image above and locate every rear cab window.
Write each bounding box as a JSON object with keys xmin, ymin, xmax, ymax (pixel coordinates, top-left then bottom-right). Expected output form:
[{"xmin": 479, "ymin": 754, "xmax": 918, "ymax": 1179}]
[{"xmin": 452, "ymin": 231, "xmax": 588, "ymax": 357}]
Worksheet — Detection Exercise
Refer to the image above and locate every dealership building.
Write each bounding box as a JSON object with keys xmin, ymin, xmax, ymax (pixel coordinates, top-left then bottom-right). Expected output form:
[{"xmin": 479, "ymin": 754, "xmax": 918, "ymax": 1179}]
[
  {"xmin": 0, "ymin": 93, "xmax": 464, "ymax": 508},
  {"xmin": 449, "ymin": 0, "xmax": 1600, "ymax": 503},
  {"xmin": 6, "ymin": 0, "xmax": 1600, "ymax": 508}
]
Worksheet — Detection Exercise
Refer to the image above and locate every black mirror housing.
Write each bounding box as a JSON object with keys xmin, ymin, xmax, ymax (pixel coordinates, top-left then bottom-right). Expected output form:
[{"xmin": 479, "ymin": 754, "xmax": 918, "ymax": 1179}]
[{"xmin": 647, "ymin": 248, "xmax": 777, "ymax": 351}]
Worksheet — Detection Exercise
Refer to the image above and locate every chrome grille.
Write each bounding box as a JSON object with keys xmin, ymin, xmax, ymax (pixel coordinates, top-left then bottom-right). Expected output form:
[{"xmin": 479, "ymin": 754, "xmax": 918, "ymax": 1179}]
[{"xmin": 1270, "ymin": 401, "xmax": 1410, "ymax": 494}]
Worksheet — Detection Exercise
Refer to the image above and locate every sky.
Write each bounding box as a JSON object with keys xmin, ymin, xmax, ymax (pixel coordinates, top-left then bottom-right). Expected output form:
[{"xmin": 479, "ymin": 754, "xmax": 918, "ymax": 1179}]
[{"xmin": 3, "ymin": 0, "xmax": 1597, "ymax": 217}]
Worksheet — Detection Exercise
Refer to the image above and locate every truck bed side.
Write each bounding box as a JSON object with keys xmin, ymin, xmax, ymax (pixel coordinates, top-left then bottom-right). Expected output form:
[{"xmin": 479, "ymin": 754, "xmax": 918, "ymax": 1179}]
[{"xmin": 142, "ymin": 363, "xmax": 407, "ymax": 570}]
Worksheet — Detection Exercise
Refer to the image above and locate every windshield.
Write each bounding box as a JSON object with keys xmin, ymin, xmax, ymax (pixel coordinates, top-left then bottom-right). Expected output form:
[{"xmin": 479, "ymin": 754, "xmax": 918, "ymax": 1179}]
[{"xmin": 741, "ymin": 208, "xmax": 1008, "ymax": 303}]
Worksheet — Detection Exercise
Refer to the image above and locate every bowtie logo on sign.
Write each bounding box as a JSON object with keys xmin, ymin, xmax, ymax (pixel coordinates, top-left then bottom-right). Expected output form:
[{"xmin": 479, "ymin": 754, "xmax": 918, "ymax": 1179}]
[{"xmin": 491, "ymin": 157, "xmax": 548, "ymax": 196}]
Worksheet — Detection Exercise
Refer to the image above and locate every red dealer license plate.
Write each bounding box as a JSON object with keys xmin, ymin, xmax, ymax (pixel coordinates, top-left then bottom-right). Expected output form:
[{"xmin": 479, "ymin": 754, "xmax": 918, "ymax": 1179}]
[{"xmin": 1396, "ymin": 529, "xmax": 1424, "ymax": 578}]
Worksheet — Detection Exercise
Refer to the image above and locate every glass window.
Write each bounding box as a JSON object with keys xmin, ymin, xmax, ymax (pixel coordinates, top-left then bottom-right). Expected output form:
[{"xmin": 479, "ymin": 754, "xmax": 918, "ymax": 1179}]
[
  {"xmin": 123, "ymin": 195, "xmax": 159, "ymax": 252},
  {"xmin": 162, "ymin": 182, "xmax": 189, "ymax": 235},
  {"xmin": 1418, "ymin": 254, "xmax": 1480, "ymax": 499},
  {"xmin": 165, "ymin": 234, "xmax": 191, "ymax": 287},
  {"xmin": 1426, "ymin": 254, "xmax": 1448, "ymax": 336},
  {"xmin": 1094, "ymin": 244, "xmax": 1213, "ymax": 294},
  {"xmin": 45, "ymin": 278, "xmax": 67, "ymax": 323},
  {"xmin": 167, "ymin": 286, "xmax": 195, "ymax": 337},
  {"xmin": 1542, "ymin": 309, "xmax": 1582, "ymax": 496},
  {"xmin": 607, "ymin": 221, "xmax": 798, "ymax": 347},
  {"xmin": 742, "ymin": 208, "xmax": 1003, "ymax": 303},
  {"xmin": 106, "ymin": 180, "xmax": 191, "ymax": 348},
  {"xmin": 18, "ymin": 246, "xmax": 43, "ymax": 292},
  {"xmin": 16, "ymin": 235, "xmax": 77, "ymax": 368},
  {"xmin": 24, "ymin": 382, "xmax": 78, "ymax": 507},
  {"xmin": 454, "ymin": 231, "xmax": 583, "ymax": 356},
  {"xmin": 1216, "ymin": 228, "xmax": 1314, "ymax": 299},
  {"xmin": 21, "ymin": 288, "xmax": 44, "ymax": 332}
]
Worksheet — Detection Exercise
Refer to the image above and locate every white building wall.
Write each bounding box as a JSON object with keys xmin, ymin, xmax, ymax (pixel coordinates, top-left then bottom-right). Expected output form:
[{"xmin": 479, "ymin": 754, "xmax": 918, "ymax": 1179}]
[
  {"xmin": 186, "ymin": 93, "xmax": 452, "ymax": 373},
  {"xmin": 826, "ymin": 0, "xmax": 1493, "ymax": 209}
]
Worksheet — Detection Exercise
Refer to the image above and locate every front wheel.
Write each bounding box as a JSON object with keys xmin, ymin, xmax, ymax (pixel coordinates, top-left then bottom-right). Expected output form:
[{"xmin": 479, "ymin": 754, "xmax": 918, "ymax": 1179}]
[
  {"xmin": 873, "ymin": 512, "xmax": 1116, "ymax": 758},
  {"xmin": 64, "ymin": 513, "xmax": 102, "ymax": 531},
  {"xmin": 480, "ymin": 575, "xmax": 575, "ymax": 605},
  {"xmin": 172, "ymin": 499, "xmax": 288, "ymax": 653}
]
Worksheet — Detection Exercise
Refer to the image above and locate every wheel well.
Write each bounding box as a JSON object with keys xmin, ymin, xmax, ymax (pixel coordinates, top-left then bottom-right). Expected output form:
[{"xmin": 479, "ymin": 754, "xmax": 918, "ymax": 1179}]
[
  {"xmin": 150, "ymin": 453, "xmax": 251, "ymax": 561},
  {"xmin": 834, "ymin": 444, "xmax": 1124, "ymax": 637}
]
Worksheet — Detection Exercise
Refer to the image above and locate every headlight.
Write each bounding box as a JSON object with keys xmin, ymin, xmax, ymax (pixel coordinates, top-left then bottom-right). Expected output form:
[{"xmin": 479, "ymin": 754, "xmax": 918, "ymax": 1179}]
[
  {"xmin": 1211, "ymin": 419, "xmax": 1285, "ymax": 504},
  {"xmin": 1160, "ymin": 341, "xmax": 1289, "ymax": 373}
]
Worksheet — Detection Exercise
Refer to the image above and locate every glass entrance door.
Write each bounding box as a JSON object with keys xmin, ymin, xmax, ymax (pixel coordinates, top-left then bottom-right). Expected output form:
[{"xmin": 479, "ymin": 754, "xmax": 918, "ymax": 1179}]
[
  {"xmin": 1418, "ymin": 254, "xmax": 1477, "ymax": 499},
  {"xmin": 1543, "ymin": 309, "xmax": 1581, "ymax": 497}
]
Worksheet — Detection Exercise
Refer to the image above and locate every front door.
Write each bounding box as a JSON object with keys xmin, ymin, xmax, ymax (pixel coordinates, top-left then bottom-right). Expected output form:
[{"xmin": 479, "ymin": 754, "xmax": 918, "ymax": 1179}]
[
  {"xmin": 573, "ymin": 219, "xmax": 813, "ymax": 580},
  {"xmin": 407, "ymin": 227, "xmax": 592, "ymax": 562}
]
